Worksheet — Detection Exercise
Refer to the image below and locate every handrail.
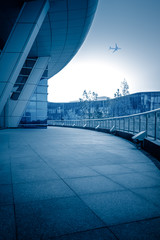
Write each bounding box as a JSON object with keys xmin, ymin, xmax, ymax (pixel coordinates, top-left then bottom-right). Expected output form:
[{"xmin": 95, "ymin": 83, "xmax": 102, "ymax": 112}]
[{"xmin": 48, "ymin": 108, "xmax": 160, "ymax": 142}]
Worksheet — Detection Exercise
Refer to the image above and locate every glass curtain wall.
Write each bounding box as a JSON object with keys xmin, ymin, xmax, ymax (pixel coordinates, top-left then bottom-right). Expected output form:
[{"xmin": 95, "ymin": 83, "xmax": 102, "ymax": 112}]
[{"xmin": 19, "ymin": 68, "xmax": 48, "ymax": 128}]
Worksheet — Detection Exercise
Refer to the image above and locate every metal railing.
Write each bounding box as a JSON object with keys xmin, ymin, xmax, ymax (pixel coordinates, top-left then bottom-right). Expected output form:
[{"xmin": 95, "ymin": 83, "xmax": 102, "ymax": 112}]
[{"xmin": 48, "ymin": 108, "xmax": 160, "ymax": 142}]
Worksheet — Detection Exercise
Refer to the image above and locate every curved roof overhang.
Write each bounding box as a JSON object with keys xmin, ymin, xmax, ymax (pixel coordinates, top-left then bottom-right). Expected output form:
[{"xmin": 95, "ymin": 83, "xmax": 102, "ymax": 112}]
[
  {"xmin": 29, "ymin": 0, "xmax": 98, "ymax": 78},
  {"xmin": 0, "ymin": 0, "xmax": 98, "ymax": 79}
]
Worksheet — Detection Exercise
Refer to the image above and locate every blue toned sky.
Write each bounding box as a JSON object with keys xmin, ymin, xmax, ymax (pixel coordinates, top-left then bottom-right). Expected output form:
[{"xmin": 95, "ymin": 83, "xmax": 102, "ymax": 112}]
[{"xmin": 48, "ymin": 0, "xmax": 160, "ymax": 102}]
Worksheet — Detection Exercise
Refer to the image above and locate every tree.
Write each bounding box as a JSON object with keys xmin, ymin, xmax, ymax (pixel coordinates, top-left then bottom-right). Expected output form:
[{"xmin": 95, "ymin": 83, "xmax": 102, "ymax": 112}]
[
  {"xmin": 112, "ymin": 79, "xmax": 130, "ymax": 116},
  {"xmin": 114, "ymin": 79, "xmax": 129, "ymax": 98},
  {"xmin": 79, "ymin": 90, "xmax": 98, "ymax": 119},
  {"xmin": 114, "ymin": 88, "xmax": 122, "ymax": 98},
  {"xmin": 79, "ymin": 90, "xmax": 98, "ymax": 102},
  {"xmin": 121, "ymin": 79, "xmax": 129, "ymax": 96}
]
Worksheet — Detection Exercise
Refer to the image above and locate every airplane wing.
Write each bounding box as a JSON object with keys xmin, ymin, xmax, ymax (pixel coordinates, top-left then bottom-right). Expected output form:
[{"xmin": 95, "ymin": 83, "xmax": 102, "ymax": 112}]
[{"xmin": 109, "ymin": 44, "xmax": 121, "ymax": 52}]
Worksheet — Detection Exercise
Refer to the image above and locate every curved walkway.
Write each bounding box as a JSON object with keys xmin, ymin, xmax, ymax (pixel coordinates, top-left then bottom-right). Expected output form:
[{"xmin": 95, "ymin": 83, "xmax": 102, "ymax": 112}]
[{"xmin": 0, "ymin": 127, "xmax": 160, "ymax": 240}]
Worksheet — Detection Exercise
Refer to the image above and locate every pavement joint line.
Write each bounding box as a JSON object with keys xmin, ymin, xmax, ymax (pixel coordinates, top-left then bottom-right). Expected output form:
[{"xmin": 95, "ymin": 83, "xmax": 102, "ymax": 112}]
[
  {"xmin": 28, "ymin": 143, "xmax": 118, "ymax": 239},
  {"xmin": 9, "ymin": 141, "xmax": 44, "ymax": 240},
  {"xmin": 9, "ymin": 183, "xmax": 160, "ymax": 211},
  {"xmin": 13, "ymin": 195, "xmax": 84, "ymax": 205},
  {"xmin": 28, "ymin": 140, "xmax": 159, "ymax": 238},
  {"xmin": 141, "ymin": 170, "xmax": 160, "ymax": 180},
  {"xmin": 0, "ymin": 183, "xmax": 13, "ymax": 186},
  {"xmin": 88, "ymin": 167, "xmax": 160, "ymax": 211},
  {"xmin": 49, "ymin": 225, "xmax": 120, "ymax": 240},
  {"xmin": 12, "ymin": 178, "xmax": 63, "ymax": 185},
  {"xmin": 8, "ymin": 189, "xmax": 135, "ymax": 205},
  {"xmin": 0, "ymin": 202, "xmax": 15, "ymax": 207},
  {"xmin": 107, "ymin": 215, "xmax": 160, "ymax": 228},
  {"xmin": 2, "ymin": 129, "xmax": 160, "ymax": 239},
  {"xmin": 16, "ymin": 142, "xmax": 160, "ymax": 213},
  {"xmin": 128, "ymin": 187, "xmax": 160, "ymax": 210},
  {"xmin": 107, "ymin": 176, "xmax": 160, "ymax": 210},
  {"xmin": 9, "ymin": 140, "xmax": 18, "ymax": 240},
  {"xmin": 88, "ymin": 167, "xmax": 133, "ymax": 192}
]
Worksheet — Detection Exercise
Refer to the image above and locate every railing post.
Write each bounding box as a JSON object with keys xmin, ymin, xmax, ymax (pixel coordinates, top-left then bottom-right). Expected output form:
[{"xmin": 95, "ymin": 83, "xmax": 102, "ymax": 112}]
[
  {"xmin": 155, "ymin": 111, "xmax": 157, "ymax": 140},
  {"xmin": 146, "ymin": 114, "xmax": 148, "ymax": 137},
  {"xmin": 139, "ymin": 115, "xmax": 141, "ymax": 132},
  {"xmin": 133, "ymin": 117, "xmax": 135, "ymax": 134}
]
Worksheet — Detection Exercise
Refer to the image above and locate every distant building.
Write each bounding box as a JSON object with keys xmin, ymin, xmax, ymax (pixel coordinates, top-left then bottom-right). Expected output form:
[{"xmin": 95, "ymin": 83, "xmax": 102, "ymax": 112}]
[
  {"xmin": 109, "ymin": 91, "xmax": 160, "ymax": 117},
  {"xmin": 48, "ymin": 92, "xmax": 160, "ymax": 120},
  {"xmin": 97, "ymin": 96, "xmax": 109, "ymax": 101}
]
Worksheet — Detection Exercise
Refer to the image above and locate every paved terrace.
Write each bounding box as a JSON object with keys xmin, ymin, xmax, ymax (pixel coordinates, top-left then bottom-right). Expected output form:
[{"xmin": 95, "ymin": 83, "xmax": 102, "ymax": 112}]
[{"xmin": 0, "ymin": 127, "xmax": 160, "ymax": 240}]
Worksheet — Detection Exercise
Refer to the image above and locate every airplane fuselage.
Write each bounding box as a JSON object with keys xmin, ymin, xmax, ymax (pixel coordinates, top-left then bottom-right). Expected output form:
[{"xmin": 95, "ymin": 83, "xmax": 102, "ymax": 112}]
[{"xmin": 109, "ymin": 44, "xmax": 121, "ymax": 53}]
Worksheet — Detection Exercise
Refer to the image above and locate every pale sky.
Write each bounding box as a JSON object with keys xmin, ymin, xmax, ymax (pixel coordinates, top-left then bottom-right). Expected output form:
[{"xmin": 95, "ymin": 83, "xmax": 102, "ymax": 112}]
[{"xmin": 48, "ymin": 0, "xmax": 160, "ymax": 103}]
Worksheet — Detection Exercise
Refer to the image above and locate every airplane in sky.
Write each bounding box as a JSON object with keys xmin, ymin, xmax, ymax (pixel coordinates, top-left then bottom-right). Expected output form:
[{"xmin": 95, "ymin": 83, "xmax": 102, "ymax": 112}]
[{"xmin": 109, "ymin": 43, "xmax": 121, "ymax": 53}]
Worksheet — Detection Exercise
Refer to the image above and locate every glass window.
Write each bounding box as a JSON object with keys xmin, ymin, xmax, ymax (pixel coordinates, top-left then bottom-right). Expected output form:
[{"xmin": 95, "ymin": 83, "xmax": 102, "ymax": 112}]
[
  {"xmin": 37, "ymin": 94, "xmax": 47, "ymax": 101},
  {"xmin": 42, "ymin": 69, "xmax": 48, "ymax": 78},
  {"xmin": 28, "ymin": 102, "xmax": 36, "ymax": 109},
  {"xmin": 16, "ymin": 76, "xmax": 28, "ymax": 84},
  {"xmin": 37, "ymin": 102, "xmax": 47, "ymax": 109},
  {"xmin": 19, "ymin": 76, "xmax": 48, "ymax": 127},
  {"xmin": 24, "ymin": 58, "xmax": 36, "ymax": 68},
  {"xmin": 20, "ymin": 68, "xmax": 32, "ymax": 76},
  {"xmin": 11, "ymin": 92, "xmax": 19, "ymax": 100},
  {"xmin": 36, "ymin": 86, "xmax": 47, "ymax": 94},
  {"xmin": 30, "ymin": 94, "xmax": 36, "ymax": 101},
  {"xmin": 39, "ymin": 78, "xmax": 47, "ymax": 85},
  {"xmin": 37, "ymin": 110, "xmax": 47, "ymax": 117}
]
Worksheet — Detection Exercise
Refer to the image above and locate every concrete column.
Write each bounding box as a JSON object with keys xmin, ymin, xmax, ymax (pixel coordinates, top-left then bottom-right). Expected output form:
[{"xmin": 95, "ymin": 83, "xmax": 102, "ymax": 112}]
[
  {"xmin": 0, "ymin": 0, "xmax": 50, "ymax": 115},
  {"xmin": 5, "ymin": 57, "xmax": 49, "ymax": 128}
]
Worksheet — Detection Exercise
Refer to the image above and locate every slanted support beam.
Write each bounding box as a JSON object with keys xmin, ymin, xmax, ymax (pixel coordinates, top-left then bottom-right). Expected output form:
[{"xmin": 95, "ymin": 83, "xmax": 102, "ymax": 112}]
[
  {"xmin": 0, "ymin": 0, "xmax": 50, "ymax": 116},
  {"xmin": 5, "ymin": 57, "xmax": 49, "ymax": 128}
]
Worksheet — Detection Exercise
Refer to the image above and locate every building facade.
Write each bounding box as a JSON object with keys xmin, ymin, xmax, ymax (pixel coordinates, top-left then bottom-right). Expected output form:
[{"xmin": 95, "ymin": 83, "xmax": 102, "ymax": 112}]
[
  {"xmin": 0, "ymin": 0, "xmax": 98, "ymax": 128},
  {"xmin": 19, "ymin": 67, "xmax": 48, "ymax": 127},
  {"xmin": 48, "ymin": 92, "xmax": 160, "ymax": 120}
]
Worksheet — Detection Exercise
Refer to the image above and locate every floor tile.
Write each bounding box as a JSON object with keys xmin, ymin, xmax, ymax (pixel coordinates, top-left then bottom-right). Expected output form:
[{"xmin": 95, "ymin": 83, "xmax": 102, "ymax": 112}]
[
  {"xmin": 110, "ymin": 217, "xmax": 160, "ymax": 240},
  {"xmin": 12, "ymin": 168, "xmax": 59, "ymax": 184},
  {"xmin": 1, "ymin": 128, "xmax": 160, "ymax": 240},
  {"xmin": 142, "ymin": 170, "xmax": 160, "ymax": 180},
  {"xmin": 0, "ymin": 205, "xmax": 16, "ymax": 240},
  {"xmin": 0, "ymin": 162, "xmax": 11, "ymax": 171},
  {"xmin": 132, "ymin": 187, "xmax": 160, "ymax": 208},
  {"xmin": 92, "ymin": 164, "xmax": 133, "ymax": 175},
  {"xmin": 0, "ymin": 184, "xmax": 13, "ymax": 205},
  {"xmin": 15, "ymin": 196, "xmax": 104, "ymax": 240},
  {"xmin": 65, "ymin": 176, "xmax": 124, "ymax": 195},
  {"xmin": 0, "ymin": 170, "xmax": 12, "ymax": 184},
  {"xmin": 55, "ymin": 167, "xmax": 99, "ymax": 179},
  {"xmin": 81, "ymin": 191, "xmax": 160, "ymax": 226},
  {"xmin": 53, "ymin": 227, "xmax": 117, "ymax": 240},
  {"xmin": 122, "ymin": 162, "xmax": 159, "ymax": 172},
  {"xmin": 13, "ymin": 179, "xmax": 75, "ymax": 203},
  {"xmin": 108, "ymin": 172, "xmax": 160, "ymax": 189}
]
